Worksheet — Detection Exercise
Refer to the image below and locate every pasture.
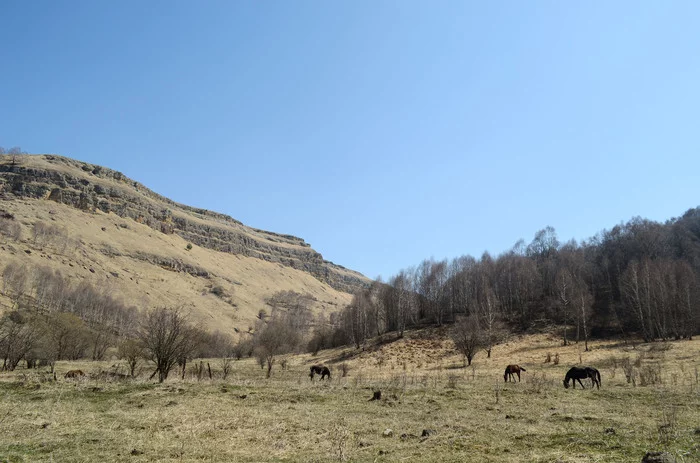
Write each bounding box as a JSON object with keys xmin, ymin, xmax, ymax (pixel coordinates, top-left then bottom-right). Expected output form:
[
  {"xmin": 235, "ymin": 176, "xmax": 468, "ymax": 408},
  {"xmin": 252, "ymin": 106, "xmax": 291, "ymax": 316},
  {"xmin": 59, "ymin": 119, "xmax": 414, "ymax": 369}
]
[{"xmin": 0, "ymin": 333, "xmax": 698, "ymax": 462}]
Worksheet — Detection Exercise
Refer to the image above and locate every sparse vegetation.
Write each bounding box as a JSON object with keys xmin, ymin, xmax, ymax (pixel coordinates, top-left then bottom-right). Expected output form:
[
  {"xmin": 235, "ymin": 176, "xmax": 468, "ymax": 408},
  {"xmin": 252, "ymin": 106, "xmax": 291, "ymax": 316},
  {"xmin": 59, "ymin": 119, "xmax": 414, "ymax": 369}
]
[{"xmin": 0, "ymin": 335, "xmax": 697, "ymax": 462}]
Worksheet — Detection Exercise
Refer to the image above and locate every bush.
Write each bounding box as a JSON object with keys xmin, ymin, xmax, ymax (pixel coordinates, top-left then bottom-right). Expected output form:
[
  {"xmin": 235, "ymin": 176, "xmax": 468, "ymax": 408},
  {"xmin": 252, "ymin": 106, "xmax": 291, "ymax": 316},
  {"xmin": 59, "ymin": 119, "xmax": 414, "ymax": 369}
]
[
  {"xmin": 210, "ymin": 285, "xmax": 226, "ymax": 297},
  {"xmin": 639, "ymin": 364, "xmax": 662, "ymax": 386}
]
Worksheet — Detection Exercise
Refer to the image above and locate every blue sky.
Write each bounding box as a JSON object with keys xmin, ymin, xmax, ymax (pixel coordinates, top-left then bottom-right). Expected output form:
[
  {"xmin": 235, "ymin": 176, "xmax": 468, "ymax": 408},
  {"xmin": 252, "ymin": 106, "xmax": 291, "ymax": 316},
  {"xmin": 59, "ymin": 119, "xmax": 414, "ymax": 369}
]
[{"xmin": 2, "ymin": 1, "xmax": 700, "ymax": 280}]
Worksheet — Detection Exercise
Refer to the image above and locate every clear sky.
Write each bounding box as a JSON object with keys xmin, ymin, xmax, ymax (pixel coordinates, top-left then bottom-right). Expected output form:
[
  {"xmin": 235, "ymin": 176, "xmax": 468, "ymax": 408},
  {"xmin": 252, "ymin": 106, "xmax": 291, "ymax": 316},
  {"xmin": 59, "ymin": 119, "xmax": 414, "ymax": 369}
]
[{"xmin": 2, "ymin": 1, "xmax": 700, "ymax": 280}]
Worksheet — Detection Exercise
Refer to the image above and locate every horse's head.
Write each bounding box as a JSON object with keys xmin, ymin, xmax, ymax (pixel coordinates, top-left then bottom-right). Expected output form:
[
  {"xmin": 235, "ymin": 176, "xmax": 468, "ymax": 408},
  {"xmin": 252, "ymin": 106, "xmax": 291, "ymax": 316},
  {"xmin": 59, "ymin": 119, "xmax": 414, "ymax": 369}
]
[
  {"xmin": 503, "ymin": 372, "xmax": 508, "ymax": 382},
  {"xmin": 563, "ymin": 378, "xmax": 570, "ymax": 389}
]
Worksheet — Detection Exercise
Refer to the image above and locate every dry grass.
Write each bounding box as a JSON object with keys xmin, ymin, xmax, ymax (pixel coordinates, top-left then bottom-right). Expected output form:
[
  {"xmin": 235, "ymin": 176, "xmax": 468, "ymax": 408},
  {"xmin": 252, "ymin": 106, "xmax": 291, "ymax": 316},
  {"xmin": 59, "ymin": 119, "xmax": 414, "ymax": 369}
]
[
  {"xmin": 0, "ymin": 197, "xmax": 354, "ymax": 333},
  {"xmin": 1, "ymin": 334, "xmax": 698, "ymax": 462}
]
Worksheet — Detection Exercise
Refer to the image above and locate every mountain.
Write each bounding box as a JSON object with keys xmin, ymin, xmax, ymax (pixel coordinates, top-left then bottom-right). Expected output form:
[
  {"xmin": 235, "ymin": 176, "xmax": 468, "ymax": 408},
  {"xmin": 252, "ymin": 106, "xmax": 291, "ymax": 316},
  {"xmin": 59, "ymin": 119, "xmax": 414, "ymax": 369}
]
[{"xmin": 0, "ymin": 154, "xmax": 369, "ymax": 333}]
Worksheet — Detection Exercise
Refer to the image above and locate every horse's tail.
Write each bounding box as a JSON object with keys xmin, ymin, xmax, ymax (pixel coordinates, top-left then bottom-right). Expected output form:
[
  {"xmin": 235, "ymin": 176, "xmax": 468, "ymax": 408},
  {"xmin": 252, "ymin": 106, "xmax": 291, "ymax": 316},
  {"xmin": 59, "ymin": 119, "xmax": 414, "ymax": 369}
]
[{"xmin": 596, "ymin": 369, "xmax": 601, "ymax": 386}]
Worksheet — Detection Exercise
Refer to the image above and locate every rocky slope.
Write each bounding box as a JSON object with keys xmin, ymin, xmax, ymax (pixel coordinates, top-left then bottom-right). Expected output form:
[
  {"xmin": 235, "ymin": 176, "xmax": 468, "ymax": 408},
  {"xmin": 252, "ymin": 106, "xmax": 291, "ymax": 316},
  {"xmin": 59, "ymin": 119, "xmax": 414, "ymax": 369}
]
[
  {"xmin": 0, "ymin": 155, "xmax": 367, "ymax": 292},
  {"xmin": 0, "ymin": 154, "xmax": 369, "ymax": 332}
]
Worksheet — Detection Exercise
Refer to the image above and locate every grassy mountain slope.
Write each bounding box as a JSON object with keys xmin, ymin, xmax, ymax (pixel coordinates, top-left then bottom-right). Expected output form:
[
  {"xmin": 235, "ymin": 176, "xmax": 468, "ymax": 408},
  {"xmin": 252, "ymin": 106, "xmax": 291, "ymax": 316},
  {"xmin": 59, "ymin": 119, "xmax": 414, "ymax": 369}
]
[{"xmin": 0, "ymin": 155, "xmax": 369, "ymax": 333}]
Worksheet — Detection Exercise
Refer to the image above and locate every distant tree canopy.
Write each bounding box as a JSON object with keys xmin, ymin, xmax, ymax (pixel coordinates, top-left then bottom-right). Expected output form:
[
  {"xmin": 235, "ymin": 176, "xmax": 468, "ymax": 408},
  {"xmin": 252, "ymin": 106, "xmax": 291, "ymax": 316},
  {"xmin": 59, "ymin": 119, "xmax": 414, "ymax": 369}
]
[{"xmin": 333, "ymin": 210, "xmax": 700, "ymax": 347}]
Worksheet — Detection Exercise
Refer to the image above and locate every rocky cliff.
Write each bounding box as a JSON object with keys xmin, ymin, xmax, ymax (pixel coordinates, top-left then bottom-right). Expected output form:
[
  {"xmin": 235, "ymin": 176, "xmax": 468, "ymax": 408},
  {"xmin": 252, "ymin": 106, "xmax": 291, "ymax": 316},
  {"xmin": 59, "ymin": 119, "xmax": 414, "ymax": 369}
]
[{"xmin": 0, "ymin": 155, "xmax": 368, "ymax": 294}]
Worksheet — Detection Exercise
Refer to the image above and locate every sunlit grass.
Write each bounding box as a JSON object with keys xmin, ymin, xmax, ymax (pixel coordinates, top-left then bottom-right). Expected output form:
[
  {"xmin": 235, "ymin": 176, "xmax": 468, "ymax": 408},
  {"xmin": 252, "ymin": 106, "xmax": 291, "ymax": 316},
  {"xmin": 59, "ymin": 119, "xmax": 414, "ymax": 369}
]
[{"xmin": 0, "ymin": 335, "xmax": 698, "ymax": 462}]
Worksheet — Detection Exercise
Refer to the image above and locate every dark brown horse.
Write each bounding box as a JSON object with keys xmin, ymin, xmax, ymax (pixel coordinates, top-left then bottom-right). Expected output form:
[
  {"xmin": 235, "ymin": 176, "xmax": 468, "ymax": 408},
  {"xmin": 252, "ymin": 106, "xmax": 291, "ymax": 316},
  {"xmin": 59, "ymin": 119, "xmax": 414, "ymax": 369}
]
[
  {"xmin": 504, "ymin": 364, "xmax": 526, "ymax": 382},
  {"xmin": 64, "ymin": 369, "xmax": 85, "ymax": 379},
  {"xmin": 563, "ymin": 366, "xmax": 601, "ymax": 389},
  {"xmin": 309, "ymin": 365, "xmax": 331, "ymax": 381}
]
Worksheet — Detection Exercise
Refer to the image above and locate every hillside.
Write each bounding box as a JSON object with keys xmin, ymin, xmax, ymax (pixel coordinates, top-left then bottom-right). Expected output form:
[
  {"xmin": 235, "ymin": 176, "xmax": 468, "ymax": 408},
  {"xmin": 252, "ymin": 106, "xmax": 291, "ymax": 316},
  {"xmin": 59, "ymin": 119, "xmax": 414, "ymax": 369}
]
[{"xmin": 0, "ymin": 154, "xmax": 369, "ymax": 333}]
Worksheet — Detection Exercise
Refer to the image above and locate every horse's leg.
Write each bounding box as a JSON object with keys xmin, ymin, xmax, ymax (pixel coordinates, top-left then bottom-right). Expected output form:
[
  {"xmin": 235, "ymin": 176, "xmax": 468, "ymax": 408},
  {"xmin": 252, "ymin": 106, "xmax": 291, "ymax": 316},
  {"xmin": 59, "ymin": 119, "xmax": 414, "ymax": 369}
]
[
  {"xmin": 577, "ymin": 378, "xmax": 585, "ymax": 389},
  {"xmin": 517, "ymin": 371, "xmax": 521, "ymax": 382}
]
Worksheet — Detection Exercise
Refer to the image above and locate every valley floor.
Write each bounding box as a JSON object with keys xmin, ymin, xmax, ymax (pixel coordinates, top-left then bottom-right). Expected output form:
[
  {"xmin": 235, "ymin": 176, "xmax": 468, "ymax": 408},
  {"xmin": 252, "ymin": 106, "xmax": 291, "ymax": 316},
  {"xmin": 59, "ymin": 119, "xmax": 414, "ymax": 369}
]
[{"xmin": 0, "ymin": 334, "xmax": 698, "ymax": 462}]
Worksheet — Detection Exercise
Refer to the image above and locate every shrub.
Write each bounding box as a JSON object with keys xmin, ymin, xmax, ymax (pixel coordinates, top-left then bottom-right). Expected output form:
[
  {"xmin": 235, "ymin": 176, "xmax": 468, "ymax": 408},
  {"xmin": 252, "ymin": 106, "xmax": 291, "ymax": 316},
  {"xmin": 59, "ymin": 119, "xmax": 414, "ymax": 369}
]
[
  {"xmin": 210, "ymin": 285, "xmax": 226, "ymax": 297},
  {"xmin": 639, "ymin": 364, "xmax": 662, "ymax": 386}
]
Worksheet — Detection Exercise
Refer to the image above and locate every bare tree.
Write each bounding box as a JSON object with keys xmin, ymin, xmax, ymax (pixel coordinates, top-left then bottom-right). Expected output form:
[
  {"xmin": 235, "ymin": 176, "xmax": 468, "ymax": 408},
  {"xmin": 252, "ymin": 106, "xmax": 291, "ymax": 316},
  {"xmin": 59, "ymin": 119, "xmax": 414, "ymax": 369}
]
[
  {"xmin": 555, "ymin": 269, "xmax": 575, "ymax": 346},
  {"xmin": 253, "ymin": 316, "xmax": 300, "ymax": 378},
  {"xmin": 118, "ymin": 338, "xmax": 144, "ymax": 377},
  {"xmin": 8, "ymin": 147, "xmax": 24, "ymax": 166},
  {"xmin": 219, "ymin": 356, "xmax": 233, "ymax": 380},
  {"xmin": 2, "ymin": 262, "xmax": 30, "ymax": 310},
  {"xmin": 450, "ymin": 315, "xmax": 485, "ymax": 366},
  {"xmin": 139, "ymin": 307, "xmax": 199, "ymax": 383},
  {"xmin": 0, "ymin": 311, "xmax": 40, "ymax": 371},
  {"xmin": 343, "ymin": 292, "xmax": 371, "ymax": 349},
  {"xmin": 0, "ymin": 219, "xmax": 22, "ymax": 243}
]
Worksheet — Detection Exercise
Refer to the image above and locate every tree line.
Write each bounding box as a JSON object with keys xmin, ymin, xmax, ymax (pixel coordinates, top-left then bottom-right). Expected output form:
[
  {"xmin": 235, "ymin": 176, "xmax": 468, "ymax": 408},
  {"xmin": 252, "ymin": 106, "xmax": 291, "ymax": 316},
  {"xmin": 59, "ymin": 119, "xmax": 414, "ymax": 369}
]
[{"xmin": 324, "ymin": 210, "xmax": 700, "ymax": 352}]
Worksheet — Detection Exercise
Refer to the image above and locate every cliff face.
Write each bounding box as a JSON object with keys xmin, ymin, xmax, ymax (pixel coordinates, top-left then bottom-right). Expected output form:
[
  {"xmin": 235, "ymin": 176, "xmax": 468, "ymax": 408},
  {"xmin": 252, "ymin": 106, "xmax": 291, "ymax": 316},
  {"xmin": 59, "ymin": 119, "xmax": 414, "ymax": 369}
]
[{"xmin": 0, "ymin": 155, "xmax": 368, "ymax": 294}]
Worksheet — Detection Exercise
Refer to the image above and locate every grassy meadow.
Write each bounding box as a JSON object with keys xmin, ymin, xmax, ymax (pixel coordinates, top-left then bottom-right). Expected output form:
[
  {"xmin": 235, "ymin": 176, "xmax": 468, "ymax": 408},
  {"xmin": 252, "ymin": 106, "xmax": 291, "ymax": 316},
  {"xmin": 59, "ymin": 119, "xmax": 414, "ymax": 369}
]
[{"xmin": 0, "ymin": 333, "xmax": 698, "ymax": 462}]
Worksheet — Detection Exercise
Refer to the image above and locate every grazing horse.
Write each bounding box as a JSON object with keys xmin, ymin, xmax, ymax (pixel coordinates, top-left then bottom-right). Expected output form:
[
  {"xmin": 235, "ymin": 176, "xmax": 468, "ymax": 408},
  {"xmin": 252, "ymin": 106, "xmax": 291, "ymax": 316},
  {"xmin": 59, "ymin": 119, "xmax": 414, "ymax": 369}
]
[
  {"xmin": 309, "ymin": 365, "xmax": 331, "ymax": 381},
  {"xmin": 563, "ymin": 366, "xmax": 601, "ymax": 389},
  {"xmin": 503, "ymin": 364, "xmax": 526, "ymax": 382},
  {"xmin": 64, "ymin": 369, "xmax": 85, "ymax": 379}
]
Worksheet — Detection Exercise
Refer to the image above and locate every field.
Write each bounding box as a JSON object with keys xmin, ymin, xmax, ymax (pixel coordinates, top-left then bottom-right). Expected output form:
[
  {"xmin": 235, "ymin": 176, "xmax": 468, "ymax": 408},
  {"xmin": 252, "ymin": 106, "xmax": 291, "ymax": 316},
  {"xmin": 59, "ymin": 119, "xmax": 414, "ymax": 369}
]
[{"xmin": 0, "ymin": 333, "xmax": 698, "ymax": 462}]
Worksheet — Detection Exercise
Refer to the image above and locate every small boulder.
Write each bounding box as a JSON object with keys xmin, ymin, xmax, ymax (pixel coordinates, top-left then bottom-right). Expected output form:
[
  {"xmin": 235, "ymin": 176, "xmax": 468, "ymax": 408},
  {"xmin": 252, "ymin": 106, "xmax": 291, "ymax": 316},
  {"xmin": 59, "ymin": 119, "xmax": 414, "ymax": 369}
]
[
  {"xmin": 641, "ymin": 451, "xmax": 675, "ymax": 463},
  {"xmin": 382, "ymin": 429, "xmax": 393, "ymax": 437},
  {"xmin": 421, "ymin": 429, "xmax": 436, "ymax": 437}
]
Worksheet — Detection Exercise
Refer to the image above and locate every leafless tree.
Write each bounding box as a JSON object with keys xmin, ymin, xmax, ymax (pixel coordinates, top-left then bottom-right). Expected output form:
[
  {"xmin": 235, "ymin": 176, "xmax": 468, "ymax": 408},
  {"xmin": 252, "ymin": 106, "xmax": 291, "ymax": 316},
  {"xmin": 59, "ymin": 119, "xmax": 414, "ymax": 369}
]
[
  {"xmin": 555, "ymin": 268, "xmax": 575, "ymax": 346},
  {"xmin": 0, "ymin": 219, "xmax": 22, "ymax": 243},
  {"xmin": 7, "ymin": 147, "xmax": 24, "ymax": 166},
  {"xmin": 0, "ymin": 311, "xmax": 40, "ymax": 371},
  {"xmin": 387, "ymin": 270, "xmax": 414, "ymax": 337},
  {"xmin": 2, "ymin": 262, "xmax": 30, "ymax": 310},
  {"xmin": 118, "ymin": 338, "xmax": 144, "ymax": 377},
  {"xmin": 253, "ymin": 316, "xmax": 300, "ymax": 378},
  {"xmin": 450, "ymin": 315, "xmax": 485, "ymax": 366},
  {"xmin": 219, "ymin": 356, "xmax": 233, "ymax": 380},
  {"xmin": 139, "ymin": 307, "xmax": 199, "ymax": 383},
  {"xmin": 40, "ymin": 312, "xmax": 90, "ymax": 362}
]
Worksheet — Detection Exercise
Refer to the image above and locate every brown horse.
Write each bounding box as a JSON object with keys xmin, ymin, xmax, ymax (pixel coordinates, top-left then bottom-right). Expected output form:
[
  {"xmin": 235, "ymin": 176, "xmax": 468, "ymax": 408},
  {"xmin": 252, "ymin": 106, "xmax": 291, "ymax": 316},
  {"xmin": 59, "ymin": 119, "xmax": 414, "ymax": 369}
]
[
  {"xmin": 563, "ymin": 366, "xmax": 601, "ymax": 389},
  {"xmin": 504, "ymin": 364, "xmax": 526, "ymax": 382},
  {"xmin": 64, "ymin": 369, "xmax": 85, "ymax": 379},
  {"xmin": 309, "ymin": 365, "xmax": 331, "ymax": 381}
]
